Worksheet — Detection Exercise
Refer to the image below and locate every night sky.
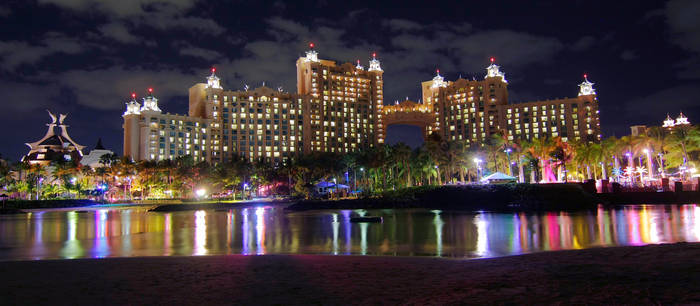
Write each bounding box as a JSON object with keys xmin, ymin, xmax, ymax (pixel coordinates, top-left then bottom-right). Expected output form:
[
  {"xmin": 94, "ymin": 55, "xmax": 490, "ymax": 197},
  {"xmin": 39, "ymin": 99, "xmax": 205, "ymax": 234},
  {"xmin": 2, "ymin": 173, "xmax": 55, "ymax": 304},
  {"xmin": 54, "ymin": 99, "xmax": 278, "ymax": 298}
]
[{"xmin": 1, "ymin": 0, "xmax": 699, "ymax": 161}]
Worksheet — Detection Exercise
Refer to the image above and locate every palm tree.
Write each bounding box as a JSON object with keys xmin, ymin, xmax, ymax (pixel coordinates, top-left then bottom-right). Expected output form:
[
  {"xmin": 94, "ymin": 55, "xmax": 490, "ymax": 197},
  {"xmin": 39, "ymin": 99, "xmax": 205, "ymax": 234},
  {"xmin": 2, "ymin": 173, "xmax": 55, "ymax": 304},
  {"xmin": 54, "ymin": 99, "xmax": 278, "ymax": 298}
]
[
  {"xmin": 664, "ymin": 125, "xmax": 700, "ymax": 179},
  {"xmin": 425, "ymin": 133, "xmax": 445, "ymax": 185},
  {"xmin": 526, "ymin": 137, "xmax": 554, "ymax": 182},
  {"xmin": 391, "ymin": 143, "xmax": 412, "ymax": 187}
]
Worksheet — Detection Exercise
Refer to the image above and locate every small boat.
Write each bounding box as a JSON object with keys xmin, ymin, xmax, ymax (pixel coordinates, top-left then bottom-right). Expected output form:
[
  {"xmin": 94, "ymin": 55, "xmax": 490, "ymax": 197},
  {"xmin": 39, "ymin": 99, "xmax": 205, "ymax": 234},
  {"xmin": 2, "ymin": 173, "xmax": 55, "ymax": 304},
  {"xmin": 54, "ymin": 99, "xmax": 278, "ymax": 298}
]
[{"xmin": 350, "ymin": 216, "xmax": 383, "ymax": 223}]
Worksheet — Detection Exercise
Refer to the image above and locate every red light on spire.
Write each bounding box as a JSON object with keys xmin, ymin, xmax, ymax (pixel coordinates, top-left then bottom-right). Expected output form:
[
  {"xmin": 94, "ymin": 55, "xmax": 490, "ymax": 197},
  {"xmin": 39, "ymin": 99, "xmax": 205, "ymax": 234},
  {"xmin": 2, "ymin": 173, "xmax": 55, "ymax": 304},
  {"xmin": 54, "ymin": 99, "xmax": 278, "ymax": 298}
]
[
  {"xmin": 131, "ymin": 92, "xmax": 136, "ymax": 99},
  {"xmin": 436, "ymin": 69, "xmax": 440, "ymax": 74},
  {"xmin": 357, "ymin": 59, "xmax": 360, "ymax": 64},
  {"xmin": 309, "ymin": 42, "xmax": 314, "ymax": 49},
  {"xmin": 148, "ymin": 88, "xmax": 153, "ymax": 94},
  {"xmin": 583, "ymin": 73, "xmax": 588, "ymax": 79},
  {"xmin": 490, "ymin": 57, "xmax": 495, "ymax": 63},
  {"xmin": 211, "ymin": 67, "xmax": 216, "ymax": 73},
  {"xmin": 372, "ymin": 52, "xmax": 376, "ymax": 58}
]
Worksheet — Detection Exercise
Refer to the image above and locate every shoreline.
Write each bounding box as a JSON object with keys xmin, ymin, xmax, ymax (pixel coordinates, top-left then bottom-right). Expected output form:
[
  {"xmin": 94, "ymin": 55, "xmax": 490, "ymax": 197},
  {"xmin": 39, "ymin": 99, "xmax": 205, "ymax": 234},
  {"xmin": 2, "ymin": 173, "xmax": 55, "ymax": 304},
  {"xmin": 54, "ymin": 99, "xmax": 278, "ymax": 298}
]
[{"xmin": 1, "ymin": 243, "xmax": 698, "ymax": 304}]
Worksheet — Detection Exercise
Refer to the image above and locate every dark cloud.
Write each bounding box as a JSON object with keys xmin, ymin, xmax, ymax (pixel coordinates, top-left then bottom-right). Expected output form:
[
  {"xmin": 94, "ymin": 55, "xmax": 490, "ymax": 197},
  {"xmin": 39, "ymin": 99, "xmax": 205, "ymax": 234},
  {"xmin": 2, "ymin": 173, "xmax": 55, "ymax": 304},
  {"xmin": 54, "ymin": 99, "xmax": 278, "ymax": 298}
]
[
  {"xmin": 55, "ymin": 67, "xmax": 200, "ymax": 110},
  {"xmin": 623, "ymin": 84, "xmax": 700, "ymax": 125},
  {"xmin": 0, "ymin": 32, "xmax": 84, "ymax": 70},
  {"xmin": 37, "ymin": 0, "xmax": 198, "ymax": 17},
  {"xmin": 0, "ymin": 5, "xmax": 10, "ymax": 17},
  {"xmin": 620, "ymin": 50, "xmax": 639, "ymax": 61},
  {"xmin": 666, "ymin": 0, "xmax": 700, "ymax": 53},
  {"xmin": 98, "ymin": 22, "xmax": 141, "ymax": 44},
  {"xmin": 570, "ymin": 36, "xmax": 596, "ymax": 51}
]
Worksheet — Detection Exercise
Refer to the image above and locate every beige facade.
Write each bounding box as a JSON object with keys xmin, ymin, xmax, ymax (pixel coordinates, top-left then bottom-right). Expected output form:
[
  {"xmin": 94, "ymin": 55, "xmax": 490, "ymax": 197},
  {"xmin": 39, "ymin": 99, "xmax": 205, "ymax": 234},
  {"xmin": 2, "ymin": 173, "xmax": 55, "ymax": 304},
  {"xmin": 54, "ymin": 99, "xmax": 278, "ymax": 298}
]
[
  {"xmin": 383, "ymin": 61, "xmax": 601, "ymax": 145},
  {"xmin": 123, "ymin": 47, "xmax": 601, "ymax": 165},
  {"xmin": 188, "ymin": 81, "xmax": 307, "ymax": 164},
  {"xmin": 122, "ymin": 93, "xmax": 211, "ymax": 162},
  {"xmin": 296, "ymin": 48, "xmax": 385, "ymax": 149}
]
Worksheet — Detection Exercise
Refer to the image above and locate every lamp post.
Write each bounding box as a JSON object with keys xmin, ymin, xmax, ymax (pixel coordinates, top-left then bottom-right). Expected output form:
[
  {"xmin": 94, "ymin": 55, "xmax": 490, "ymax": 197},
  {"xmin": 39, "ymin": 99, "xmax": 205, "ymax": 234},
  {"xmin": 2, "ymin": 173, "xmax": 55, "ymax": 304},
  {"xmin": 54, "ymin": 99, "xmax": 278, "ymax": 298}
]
[
  {"xmin": 625, "ymin": 152, "xmax": 634, "ymax": 185},
  {"xmin": 643, "ymin": 148, "xmax": 653, "ymax": 183},
  {"xmin": 360, "ymin": 167, "xmax": 365, "ymax": 192},
  {"xmin": 658, "ymin": 153, "xmax": 666, "ymax": 178},
  {"xmin": 333, "ymin": 177, "xmax": 337, "ymax": 198},
  {"xmin": 474, "ymin": 158, "xmax": 483, "ymax": 182},
  {"xmin": 504, "ymin": 148, "xmax": 512, "ymax": 176}
]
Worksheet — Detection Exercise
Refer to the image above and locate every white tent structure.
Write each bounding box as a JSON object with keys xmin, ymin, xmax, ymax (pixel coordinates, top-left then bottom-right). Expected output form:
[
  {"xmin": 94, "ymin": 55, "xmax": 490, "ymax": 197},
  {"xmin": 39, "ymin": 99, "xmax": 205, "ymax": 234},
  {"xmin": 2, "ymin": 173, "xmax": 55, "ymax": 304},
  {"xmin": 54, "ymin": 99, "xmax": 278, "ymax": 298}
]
[{"xmin": 480, "ymin": 172, "xmax": 517, "ymax": 184}]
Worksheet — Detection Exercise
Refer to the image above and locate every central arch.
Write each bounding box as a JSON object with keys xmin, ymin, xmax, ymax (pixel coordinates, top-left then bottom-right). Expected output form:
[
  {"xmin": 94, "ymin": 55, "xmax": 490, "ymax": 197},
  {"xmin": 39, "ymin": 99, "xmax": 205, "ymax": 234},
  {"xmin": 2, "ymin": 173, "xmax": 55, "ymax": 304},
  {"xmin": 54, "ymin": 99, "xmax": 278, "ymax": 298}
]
[{"xmin": 382, "ymin": 100, "xmax": 436, "ymax": 142}]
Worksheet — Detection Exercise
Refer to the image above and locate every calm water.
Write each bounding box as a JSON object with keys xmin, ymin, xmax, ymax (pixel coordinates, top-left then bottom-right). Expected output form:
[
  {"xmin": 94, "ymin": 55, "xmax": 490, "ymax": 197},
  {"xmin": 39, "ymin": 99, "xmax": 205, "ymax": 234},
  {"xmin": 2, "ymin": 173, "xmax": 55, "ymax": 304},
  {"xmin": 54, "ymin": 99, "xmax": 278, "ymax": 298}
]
[{"xmin": 0, "ymin": 205, "xmax": 699, "ymax": 261}]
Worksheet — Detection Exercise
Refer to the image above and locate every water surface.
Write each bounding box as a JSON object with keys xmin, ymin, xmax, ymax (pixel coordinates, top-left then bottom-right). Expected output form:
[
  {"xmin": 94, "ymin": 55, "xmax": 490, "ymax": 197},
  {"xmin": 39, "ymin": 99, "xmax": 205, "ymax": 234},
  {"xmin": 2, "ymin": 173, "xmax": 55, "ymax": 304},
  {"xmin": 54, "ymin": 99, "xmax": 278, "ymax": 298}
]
[{"xmin": 0, "ymin": 205, "xmax": 698, "ymax": 260}]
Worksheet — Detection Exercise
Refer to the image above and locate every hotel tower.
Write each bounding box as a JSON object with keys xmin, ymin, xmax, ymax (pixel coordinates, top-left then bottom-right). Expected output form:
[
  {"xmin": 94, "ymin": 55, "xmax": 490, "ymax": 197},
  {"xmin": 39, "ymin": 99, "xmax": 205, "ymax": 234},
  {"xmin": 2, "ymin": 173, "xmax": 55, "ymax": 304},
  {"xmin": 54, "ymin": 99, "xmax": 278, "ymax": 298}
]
[{"xmin": 124, "ymin": 46, "xmax": 600, "ymax": 164}]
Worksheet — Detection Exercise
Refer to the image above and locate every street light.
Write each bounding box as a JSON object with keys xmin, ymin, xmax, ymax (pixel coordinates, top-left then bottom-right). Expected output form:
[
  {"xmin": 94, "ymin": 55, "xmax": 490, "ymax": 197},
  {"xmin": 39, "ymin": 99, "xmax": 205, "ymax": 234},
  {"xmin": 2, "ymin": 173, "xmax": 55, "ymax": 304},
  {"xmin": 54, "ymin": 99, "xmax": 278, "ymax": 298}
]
[
  {"xmin": 643, "ymin": 148, "xmax": 653, "ymax": 182},
  {"xmin": 504, "ymin": 148, "xmax": 512, "ymax": 176},
  {"xmin": 474, "ymin": 158, "xmax": 483, "ymax": 182},
  {"xmin": 333, "ymin": 177, "xmax": 337, "ymax": 197}
]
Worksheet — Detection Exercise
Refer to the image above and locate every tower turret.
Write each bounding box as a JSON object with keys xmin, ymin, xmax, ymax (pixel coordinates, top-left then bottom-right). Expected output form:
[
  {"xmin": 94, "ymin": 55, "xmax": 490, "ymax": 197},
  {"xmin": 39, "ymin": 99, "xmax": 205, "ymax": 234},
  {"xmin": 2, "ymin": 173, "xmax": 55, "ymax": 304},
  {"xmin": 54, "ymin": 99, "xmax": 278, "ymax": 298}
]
[
  {"xmin": 578, "ymin": 74, "xmax": 596, "ymax": 96},
  {"xmin": 431, "ymin": 69, "xmax": 447, "ymax": 88},
  {"xmin": 663, "ymin": 114, "xmax": 676, "ymax": 128},
  {"xmin": 304, "ymin": 43, "xmax": 319, "ymax": 62},
  {"xmin": 355, "ymin": 59, "xmax": 364, "ymax": 70},
  {"xmin": 485, "ymin": 57, "xmax": 507, "ymax": 83},
  {"xmin": 140, "ymin": 88, "xmax": 161, "ymax": 113},
  {"xmin": 206, "ymin": 67, "xmax": 222, "ymax": 89},
  {"xmin": 676, "ymin": 112, "xmax": 690, "ymax": 125},
  {"xmin": 368, "ymin": 52, "xmax": 382, "ymax": 72},
  {"xmin": 123, "ymin": 93, "xmax": 141, "ymax": 116}
]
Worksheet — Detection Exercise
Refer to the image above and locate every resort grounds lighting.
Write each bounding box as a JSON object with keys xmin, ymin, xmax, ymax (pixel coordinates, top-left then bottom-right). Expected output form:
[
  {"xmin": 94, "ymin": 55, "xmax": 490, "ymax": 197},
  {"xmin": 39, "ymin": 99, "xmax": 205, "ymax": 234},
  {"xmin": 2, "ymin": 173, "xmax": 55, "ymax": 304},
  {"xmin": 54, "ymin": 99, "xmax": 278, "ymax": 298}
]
[
  {"xmin": 474, "ymin": 158, "xmax": 483, "ymax": 181},
  {"xmin": 196, "ymin": 189, "xmax": 206, "ymax": 198},
  {"xmin": 643, "ymin": 148, "xmax": 653, "ymax": 181},
  {"xmin": 504, "ymin": 148, "xmax": 512, "ymax": 176}
]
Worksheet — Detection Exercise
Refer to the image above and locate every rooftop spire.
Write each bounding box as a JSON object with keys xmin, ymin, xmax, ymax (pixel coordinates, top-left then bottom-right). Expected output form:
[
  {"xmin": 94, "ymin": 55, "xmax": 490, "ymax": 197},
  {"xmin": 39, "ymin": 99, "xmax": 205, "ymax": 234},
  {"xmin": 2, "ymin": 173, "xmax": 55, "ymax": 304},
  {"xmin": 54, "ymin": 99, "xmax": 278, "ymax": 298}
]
[
  {"xmin": 95, "ymin": 138, "xmax": 105, "ymax": 150},
  {"xmin": 368, "ymin": 52, "xmax": 382, "ymax": 72},
  {"xmin": 485, "ymin": 57, "xmax": 507, "ymax": 83},
  {"xmin": 355, "ymin": 59, "xmax": 364, "ymax": 70},
  {"xmin": 663, "ymin": 114, "xmax": 675, "ymax": 128},
  {"xmin": 206, "ymin": 67, "xmax": 222, "ymax": 89},
  {"xmin": 578, "ymin": 74, "xmax": 596, "ymax": 96},
  {"xmin": 304, "ymin": 42, "xmax": 319, "ymax": 62},
  {"xmin": 123, "ymin": 92, "xmax": 141, "ymax": 116},
  {"xmin": 431, "ymin": 69, "xmax": 447, "ymax": 88},
  {"xmin": 676, "ymin": 112, "xmax": 690, "ymax": 125},
  {"xmin": 140, "ymin": 88, "xmax": 161, "ymax": 113}
]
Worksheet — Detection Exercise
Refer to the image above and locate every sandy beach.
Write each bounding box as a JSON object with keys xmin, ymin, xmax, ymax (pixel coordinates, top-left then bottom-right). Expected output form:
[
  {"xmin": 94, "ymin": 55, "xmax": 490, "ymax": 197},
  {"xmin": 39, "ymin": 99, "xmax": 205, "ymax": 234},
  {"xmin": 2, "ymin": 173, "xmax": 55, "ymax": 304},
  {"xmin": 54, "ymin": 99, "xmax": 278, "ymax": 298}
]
[{"xmin": 1, "ymin": 243, "xmax": 699, "ymax": 305}]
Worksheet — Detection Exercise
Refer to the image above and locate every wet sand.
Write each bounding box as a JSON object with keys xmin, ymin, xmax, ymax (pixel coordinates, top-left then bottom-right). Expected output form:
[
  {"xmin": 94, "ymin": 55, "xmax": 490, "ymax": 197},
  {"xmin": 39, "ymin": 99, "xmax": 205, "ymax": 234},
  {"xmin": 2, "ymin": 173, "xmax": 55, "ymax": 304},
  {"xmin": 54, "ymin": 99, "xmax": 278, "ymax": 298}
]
[{"xmin": 1, "ymin": 243, "xmax": 699, "ymax": 305}]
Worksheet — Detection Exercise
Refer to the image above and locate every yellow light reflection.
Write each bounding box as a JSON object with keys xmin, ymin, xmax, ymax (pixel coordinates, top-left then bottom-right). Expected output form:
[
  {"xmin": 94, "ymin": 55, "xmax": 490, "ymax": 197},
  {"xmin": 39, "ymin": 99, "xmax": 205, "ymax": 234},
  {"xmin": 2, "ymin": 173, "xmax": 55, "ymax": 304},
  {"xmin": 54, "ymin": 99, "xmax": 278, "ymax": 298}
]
[
  {"xmin": 193, "ymin": 210, "xmax": 207, "ymax": 255},
  {"xmin": 255, "ymin": 207, "xmax": 265, "ymax": 255},
  {"xmin": 475, "ymin": 214, "xmax": 489, "ymax": 257}
]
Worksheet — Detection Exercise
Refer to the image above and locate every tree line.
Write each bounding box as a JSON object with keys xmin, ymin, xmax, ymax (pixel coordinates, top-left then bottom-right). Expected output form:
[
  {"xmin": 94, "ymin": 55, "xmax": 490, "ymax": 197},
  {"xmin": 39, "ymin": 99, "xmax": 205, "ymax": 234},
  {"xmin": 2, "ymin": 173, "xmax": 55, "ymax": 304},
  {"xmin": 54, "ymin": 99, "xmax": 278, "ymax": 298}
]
[{"xmin": 2, "ymin": 124, "xmax": 698, "ymax": 200}]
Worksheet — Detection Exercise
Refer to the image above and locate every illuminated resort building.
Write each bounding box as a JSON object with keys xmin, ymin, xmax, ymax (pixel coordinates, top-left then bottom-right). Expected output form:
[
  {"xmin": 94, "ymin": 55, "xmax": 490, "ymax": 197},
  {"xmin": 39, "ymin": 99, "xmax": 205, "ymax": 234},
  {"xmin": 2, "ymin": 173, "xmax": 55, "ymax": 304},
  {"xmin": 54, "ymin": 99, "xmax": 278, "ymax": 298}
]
[
  {"xmin": 188, "ymin": 70, "xmax": 307, "ymax": 164},
  {"xmin": 123, "ymin": 46, "xmax": 600, "ymax": 164},
  {"xmin": 296, "ymin": 45, "xmax": 385, "ymax": 149},
  {"xmin": 384, "ymin": 58, "xmax": 601, "ymax": 144},
  {"xmin": 122, "ymin": 90, "xmax": 211, "ymax": 162}
]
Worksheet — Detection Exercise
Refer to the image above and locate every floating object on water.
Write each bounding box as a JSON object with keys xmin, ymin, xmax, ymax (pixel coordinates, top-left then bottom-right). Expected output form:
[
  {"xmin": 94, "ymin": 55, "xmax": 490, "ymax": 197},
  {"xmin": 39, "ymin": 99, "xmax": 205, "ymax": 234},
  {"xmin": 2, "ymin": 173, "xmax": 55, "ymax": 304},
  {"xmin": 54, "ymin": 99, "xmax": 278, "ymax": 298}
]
[{"xmin": 350, "ymin": 216, "xmax": 382, "ymax": 223}]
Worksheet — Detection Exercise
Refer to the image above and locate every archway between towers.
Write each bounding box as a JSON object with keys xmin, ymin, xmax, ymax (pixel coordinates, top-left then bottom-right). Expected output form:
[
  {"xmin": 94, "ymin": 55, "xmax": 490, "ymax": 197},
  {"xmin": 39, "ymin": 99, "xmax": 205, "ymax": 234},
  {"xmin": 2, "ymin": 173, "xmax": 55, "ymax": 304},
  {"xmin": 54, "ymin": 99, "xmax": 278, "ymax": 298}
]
[{"xmin": 381, "ymin": 100, "xmax": 436, "ymax": 143}]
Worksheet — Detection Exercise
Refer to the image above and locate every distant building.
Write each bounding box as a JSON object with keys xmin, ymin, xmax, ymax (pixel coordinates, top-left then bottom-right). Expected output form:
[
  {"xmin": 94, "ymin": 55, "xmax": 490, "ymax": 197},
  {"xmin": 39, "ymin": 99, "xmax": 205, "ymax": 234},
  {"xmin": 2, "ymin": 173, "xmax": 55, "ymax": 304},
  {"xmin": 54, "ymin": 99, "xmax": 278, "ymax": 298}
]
[
  {"xmin": 189, "ymin": 76, "xmax": 309, "ymax": 164},
  {"xmin": 385, "ymin": 60, "xmax": 601, "ymax": 144},
  {"xmin": 80, "ymin": 138, "xmax": 114, "ymax": 168},
  {"xmin": 662, "ymin": 112, "xmax": 691, "ymax": 129},
  {"xmin": 630, "ymin": 125, "xmax": 647, "ymax": 136},
  {"xmin": 123, "ymin": 90, "xmax": 211, "ymax": 163},
  {"xmin": 123, "ymin": 46, "xmax": 602, "ymax": 165},
  {"xmin": 24, "ymin": 111, "xmax": 84, "ymax": 165}
]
